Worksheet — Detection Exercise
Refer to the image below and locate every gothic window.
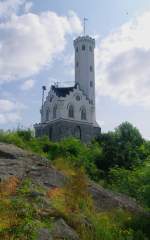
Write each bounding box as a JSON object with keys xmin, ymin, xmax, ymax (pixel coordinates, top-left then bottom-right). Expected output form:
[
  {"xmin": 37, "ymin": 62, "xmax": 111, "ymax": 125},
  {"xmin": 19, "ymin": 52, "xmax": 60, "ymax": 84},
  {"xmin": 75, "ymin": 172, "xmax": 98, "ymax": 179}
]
[
  {"xmin": 90, "ymin": 81, "xmax": 93, "ymax": 87},
  {"xmin": 82, "ymin": 45, "xmax": 85, "ymax": 51},
  {"xmin": 46, "ymin": 109, "xmax": 49, "ymax": 121},
  {"xmin": 89, "ymin": 46, "xmax": 92, "ymax": 52},
  {"xmin": 76, "ymin": 95, "xmax": 80, "ymax": 101},
  {"xmin": 53, "ymin": 105, "xmax": 57, "ymax": 119},
  {"xmin": 76, "ymin": 61, "xmax": 79, "ymax": 67},
  {"xmin": 50, "ymin": 95, "xmax": 54, "ymax": 102},
  {"xmin": 68, "ymin": 105, "xmax": 74, "ymax": 118},
  {"xmin": 81, "ymin": 107, "xmax": 86, "ymax": 120},
  {"xmin": 76, "ymin": 47, "xmax": 78, "ymax": 52},
  {"xmin": 90, "ymin": 66, "xmax": 93, "ymax": 72}
]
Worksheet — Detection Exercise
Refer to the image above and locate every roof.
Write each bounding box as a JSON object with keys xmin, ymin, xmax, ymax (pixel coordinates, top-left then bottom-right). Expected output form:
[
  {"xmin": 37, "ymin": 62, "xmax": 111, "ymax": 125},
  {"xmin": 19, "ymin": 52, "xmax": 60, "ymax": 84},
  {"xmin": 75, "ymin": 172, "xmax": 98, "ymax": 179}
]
[{"xmin": 51, "ymin": 85, "xmax": 75, "ymax": 97}]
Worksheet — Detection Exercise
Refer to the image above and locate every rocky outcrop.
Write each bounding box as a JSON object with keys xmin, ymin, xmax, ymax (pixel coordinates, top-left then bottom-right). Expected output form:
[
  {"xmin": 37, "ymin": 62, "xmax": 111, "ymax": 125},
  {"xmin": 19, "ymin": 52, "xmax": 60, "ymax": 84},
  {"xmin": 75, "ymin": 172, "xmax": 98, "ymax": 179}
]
[
  {"xmin": 37, "ymin": 219, "xmax": 80, "ymax": 240},
  {"xmin": 89, "ymin": 182, "xmax": 143, "ymax": 213},
  {"xmin": 51, "ymin": 219, "xmax": 80, "ymax": 240},
  {"xmin": 0, "ymin": 142, "xmax": 143, "ymax": 215},
  {"xmin": 0, "ymin": 143, "xmax": 65, "ymax": 188}
]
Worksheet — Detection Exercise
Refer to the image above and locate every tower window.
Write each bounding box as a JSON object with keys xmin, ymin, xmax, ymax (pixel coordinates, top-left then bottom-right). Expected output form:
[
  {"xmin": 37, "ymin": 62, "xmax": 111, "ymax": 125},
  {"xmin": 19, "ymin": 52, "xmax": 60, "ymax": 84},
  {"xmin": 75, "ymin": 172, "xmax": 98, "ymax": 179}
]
[
  {"xmin": 76, "ymin": 61, "xmax": 79, "ymax": 67},
  {"xmin": 76, "ymin": 47, "xmax": 78, "ymax": 52},
  {"xmin": 89, "ymin": 46, "xmax": 92, "ymax": 51},
  {"xmin": 90, "ymin": 66, "xmax": 93, "ymax": 72},
  {"xmin": 82, "ymin": 45, "xmax": 85, "ymax": 51},
  {"xmin": 81, "ymin": 108, "xmax": 86, "ymax": 120},
  {"xmin": 90, "ymin": 81, "xmax": 93, "ymax": 87},
  {"xmin": 68, "ymin": 105, "xmax": 74, "ymax": 118}
]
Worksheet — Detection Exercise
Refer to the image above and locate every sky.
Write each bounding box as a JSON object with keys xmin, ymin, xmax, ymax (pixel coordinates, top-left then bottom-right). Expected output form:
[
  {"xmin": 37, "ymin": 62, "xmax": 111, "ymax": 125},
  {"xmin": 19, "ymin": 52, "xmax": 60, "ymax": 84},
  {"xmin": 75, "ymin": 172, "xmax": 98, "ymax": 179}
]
[{"xmin": 1, "ymin": 0, "xmax": 150, "ymax": 138}]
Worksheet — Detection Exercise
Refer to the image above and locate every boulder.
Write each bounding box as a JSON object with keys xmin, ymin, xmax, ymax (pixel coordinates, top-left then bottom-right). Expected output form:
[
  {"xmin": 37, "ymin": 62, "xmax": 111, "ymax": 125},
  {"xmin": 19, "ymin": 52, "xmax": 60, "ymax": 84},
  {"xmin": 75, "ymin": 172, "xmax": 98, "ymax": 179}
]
[{"xmin": 51, "ymin": 218, "xmax": 79, "ymax": 240}]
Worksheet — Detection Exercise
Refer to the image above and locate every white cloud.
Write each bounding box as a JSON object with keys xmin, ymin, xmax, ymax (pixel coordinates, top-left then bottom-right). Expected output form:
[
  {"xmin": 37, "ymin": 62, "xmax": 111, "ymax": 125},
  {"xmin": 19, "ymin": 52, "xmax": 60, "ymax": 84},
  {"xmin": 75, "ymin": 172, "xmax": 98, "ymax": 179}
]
[
  {"xmin": 0, "ymin": 99, "xmax": 25, "ymax": 124},
  {"xmin": 0, "ymin": 112, "xmax": 21, "ymax": 124},
  {"xmin": 21, "ymin": 79, "xmax": 35, "ymax": 90},
  {"xmin": 0, "ymin": 0, "xmax": 25, "ymax": 18},
  {"xmin": 96, "ymin": 11, "xmax": 150, "ymax": 108},
  {"xmin": 24, "ymin": 1, "xmax": 32, "ymax": 13},
  {"xmin": 0, "ymin": 4, "xmax": 82, "ymax": 84}
]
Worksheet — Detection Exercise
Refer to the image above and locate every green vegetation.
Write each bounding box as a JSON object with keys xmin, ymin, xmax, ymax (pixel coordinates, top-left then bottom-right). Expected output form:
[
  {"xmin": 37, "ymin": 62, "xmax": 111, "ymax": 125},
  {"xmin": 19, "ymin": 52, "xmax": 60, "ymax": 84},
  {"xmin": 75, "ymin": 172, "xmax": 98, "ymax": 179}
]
[{"xmin": 0, "ymin": 121, "xmax": 150, "ymax": 239}]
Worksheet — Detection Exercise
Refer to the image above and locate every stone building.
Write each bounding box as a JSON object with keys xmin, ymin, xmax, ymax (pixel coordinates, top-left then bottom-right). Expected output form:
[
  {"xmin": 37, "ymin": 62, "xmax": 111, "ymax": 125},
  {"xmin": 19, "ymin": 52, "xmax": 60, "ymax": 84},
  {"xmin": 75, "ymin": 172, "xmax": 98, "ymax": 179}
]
[{"xmin": 34, "ymin": 34, "xmax": 101, "ymax": 143}]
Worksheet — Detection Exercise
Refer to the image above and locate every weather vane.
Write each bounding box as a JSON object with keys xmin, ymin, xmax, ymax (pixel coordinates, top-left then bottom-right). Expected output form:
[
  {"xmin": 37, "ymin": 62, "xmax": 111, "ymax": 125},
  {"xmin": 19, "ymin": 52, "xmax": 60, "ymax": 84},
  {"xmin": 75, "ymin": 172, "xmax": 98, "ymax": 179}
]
[{"xmin": 83, "ymin": 17, "xmax": 88, "ymax": 35}]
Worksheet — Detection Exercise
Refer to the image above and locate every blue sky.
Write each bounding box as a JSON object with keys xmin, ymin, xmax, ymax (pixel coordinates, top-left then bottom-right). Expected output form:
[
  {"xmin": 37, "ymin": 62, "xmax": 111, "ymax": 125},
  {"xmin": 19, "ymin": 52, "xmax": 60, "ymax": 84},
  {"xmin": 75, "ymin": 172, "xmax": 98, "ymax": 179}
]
[{"xmin": 1, "ymin": 0, "xmax": 150, "ymax": 138}]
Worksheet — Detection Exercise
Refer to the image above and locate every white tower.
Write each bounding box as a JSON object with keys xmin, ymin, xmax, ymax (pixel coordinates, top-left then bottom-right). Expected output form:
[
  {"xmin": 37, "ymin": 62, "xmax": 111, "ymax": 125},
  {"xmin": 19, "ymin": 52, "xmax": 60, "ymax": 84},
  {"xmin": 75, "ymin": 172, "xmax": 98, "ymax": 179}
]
[{"xmin": 74, "ymin": 35, "xmax": 95, "ymax": 105}]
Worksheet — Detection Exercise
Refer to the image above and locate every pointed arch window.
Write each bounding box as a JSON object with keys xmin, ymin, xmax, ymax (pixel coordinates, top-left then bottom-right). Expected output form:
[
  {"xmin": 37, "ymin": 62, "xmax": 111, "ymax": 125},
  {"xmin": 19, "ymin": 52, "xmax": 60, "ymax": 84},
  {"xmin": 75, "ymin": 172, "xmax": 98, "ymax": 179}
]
[
  {"xmin": 46, "ymin": 108, "xmax": 49, "ymax": 121},
  {"xmin": 82, "ymin": 45, "xmax": 85, "ymax": 51},
  {"xmin": 68, "ymin": 105, "xmax": 74, "ymax": 118},
  {"xmin": 53, "ymin": 105, "xmax": 57, "ymax": 119},
  {"xmin": 81, "ymin": 107, "xmax": 86, "ymax": 120}
]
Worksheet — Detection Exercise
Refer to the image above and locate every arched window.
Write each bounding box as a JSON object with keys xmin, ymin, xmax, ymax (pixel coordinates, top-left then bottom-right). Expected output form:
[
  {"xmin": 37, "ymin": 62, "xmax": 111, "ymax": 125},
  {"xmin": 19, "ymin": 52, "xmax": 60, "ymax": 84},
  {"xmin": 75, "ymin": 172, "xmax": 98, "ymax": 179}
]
[
  {"xmin": 81, "ymin": 107, "xmax": 86, "ymax": 120},
  {"xmin": 46, "ymin": 108, "xmax": 49, "ymax": 121},
  {"xmin": 76, "ymin": 47, "xmax": 78, "ymax": 52},
  {"xmin": 82, "ymin": 45, "xmax": 85, "ymax": 51},
  {"xmin": 90, "ymin": 65, "xmax": 93, "ymax": 72},
  {"xmin": 68, "ymin": 105, "xmax": 74, "ymax": 118},
  {"xmin": 53, "ymin": 105, "xmax": 57, "ymax": 119}
]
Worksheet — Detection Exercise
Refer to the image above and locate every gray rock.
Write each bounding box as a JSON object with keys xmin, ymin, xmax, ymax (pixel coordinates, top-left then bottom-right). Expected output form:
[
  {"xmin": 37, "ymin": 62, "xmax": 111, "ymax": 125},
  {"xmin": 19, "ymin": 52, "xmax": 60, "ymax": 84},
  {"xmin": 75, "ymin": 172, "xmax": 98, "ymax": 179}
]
[
  {"xmin": 37, "ymin": 228, "xmax": 52, "ymax": 240},
  {"xmin": 0, "ymin": 143, "xmax": 65, "ymax": 187},
  {"xmin": 88, "ymin": 182, "xmax": 143, "ymax": 213},
  {"xmin": 51, "ymin": 218, "xmax": 79, "ymax": 240}
]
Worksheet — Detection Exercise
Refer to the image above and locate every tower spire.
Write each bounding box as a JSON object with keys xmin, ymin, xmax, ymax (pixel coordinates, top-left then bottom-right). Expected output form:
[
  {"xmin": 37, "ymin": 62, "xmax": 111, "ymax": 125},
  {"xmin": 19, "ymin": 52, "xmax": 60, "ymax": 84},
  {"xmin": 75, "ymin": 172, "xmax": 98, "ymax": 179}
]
[{"xmin": 83, "ymin": 17, "xmax": 88, "ymax": 35}]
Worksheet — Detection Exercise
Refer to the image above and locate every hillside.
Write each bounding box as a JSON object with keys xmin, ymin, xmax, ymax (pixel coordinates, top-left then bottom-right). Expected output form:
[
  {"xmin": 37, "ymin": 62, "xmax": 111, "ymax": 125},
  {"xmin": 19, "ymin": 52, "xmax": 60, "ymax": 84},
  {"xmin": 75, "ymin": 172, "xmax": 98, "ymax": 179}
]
[{"xmin": 0, "ymin": 142, "xmax": 149, "ymax": 240}]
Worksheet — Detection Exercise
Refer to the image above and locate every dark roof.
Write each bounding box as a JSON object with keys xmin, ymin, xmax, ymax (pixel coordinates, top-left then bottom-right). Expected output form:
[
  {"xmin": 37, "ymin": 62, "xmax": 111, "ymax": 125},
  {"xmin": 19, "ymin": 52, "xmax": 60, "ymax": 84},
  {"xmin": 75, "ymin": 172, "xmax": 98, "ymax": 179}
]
[{"xmin": 51, "ymin": 85, "xmax": 75, "ymax": 97}]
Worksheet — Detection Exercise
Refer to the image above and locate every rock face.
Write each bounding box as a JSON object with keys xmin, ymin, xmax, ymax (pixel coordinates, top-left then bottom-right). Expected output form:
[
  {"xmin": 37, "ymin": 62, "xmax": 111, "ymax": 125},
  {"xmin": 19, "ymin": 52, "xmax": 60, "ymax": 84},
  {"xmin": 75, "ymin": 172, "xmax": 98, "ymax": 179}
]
[
  {"xmin": 89, "ymin": 182, "xmax": 143, "ymax": 213},
  {"xmin": 0, "ymin": 142, "xmax": 142, "ymax": 214},
  {"xmin": 0, "ymin": 143, "xmax": 65, "ymax": 188},
  {"xmin": 51, "ymin": 219, "xmax": 80, "ymax": 240}
]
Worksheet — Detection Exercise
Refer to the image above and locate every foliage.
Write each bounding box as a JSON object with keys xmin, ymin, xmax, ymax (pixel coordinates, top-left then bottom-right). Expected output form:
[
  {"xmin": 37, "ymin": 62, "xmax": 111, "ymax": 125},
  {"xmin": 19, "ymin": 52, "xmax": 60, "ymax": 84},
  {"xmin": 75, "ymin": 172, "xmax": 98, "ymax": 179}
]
[
  {"xmin": 48, "ymin": 168, "xmax": 148, "ymax": 240},
  {"xmin": 108, "ymin": 162, "xmax": 150, "ymax": 208},
  {"xmin": 95, "ymin": 122, "xmax": 145, "ymax": 172},
  {"xmin": 0, "ymin": 178, "xmax": 52, "ymax": 240}
]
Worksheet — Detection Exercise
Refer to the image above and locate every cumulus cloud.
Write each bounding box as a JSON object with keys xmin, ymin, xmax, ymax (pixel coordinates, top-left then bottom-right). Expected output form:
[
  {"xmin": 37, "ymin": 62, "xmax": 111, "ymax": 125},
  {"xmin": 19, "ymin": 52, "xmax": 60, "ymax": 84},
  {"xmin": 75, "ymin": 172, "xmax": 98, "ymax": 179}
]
[
  {"xmin": 21, "ymin": 79, "xmax": 35, "ymax": 90},
  {"xmin": 0, "ymin": 2, "xmax": 82, "ymax": 84},
  {"xmin": 0, "ymin": 0, "xmax": 25, "ymax": 18},
  {"xmin": 0, "ymin": 99, "xmax": 25, "ymax": 124},
  {"xmin": 24, "ymin": 1, "xmax": 32, "ymax": 13},
  {"xmin": 96, "ymin": 11, "xmax": 150, "ymax": 107}
]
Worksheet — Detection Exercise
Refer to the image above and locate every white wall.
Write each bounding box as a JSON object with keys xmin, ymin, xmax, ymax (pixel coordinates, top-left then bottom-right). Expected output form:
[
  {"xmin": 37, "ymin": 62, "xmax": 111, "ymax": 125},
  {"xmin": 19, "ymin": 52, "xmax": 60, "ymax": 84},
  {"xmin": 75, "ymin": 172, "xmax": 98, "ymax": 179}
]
[
  {"xmin": 41, "ymin": 85, "xmax": 96, "ymax": 125},
  {"xmin": 74, "ymin": 36, "xmax": 95, "ymax": 106}
]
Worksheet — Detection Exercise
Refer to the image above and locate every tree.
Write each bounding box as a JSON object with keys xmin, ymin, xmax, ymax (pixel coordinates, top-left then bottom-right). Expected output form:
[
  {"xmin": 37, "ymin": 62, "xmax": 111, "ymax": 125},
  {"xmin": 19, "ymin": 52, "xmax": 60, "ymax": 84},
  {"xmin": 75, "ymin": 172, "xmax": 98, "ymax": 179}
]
[{"xmin": 95, "ymin": 122, "xmax": 144, "ymax": 172}]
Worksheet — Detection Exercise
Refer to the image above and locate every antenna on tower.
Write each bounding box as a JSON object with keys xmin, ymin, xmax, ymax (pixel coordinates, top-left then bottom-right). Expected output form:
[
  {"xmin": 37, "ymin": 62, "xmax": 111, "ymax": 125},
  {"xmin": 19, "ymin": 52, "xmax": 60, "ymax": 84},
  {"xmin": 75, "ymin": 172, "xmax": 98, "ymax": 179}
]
[{"xmin": 83, "ymin": 17, "xmax": 88, "ymax": 36}]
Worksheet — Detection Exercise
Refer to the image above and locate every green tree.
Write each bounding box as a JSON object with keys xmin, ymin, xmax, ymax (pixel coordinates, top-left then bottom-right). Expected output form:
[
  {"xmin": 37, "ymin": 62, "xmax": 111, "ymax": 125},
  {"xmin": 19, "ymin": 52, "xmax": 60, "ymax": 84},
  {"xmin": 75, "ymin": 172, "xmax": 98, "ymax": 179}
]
[{"xmin": 95, "ymin": 122, "xmax": 144, "ymax": 172}]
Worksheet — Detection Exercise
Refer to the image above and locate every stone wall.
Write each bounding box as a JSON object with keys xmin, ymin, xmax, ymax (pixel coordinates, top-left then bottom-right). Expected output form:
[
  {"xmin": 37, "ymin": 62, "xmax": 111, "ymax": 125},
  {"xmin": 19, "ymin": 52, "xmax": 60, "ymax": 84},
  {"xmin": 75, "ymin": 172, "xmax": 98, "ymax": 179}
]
[{"xmin": 34, "ymin": 119, "xmax": 101, "ymax": 144}]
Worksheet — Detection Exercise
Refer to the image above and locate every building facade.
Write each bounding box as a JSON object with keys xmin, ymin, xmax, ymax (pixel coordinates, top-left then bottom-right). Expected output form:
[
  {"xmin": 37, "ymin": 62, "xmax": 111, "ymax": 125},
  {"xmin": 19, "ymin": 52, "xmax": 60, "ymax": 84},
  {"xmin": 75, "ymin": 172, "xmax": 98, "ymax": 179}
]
[{"xmin": 34, "ymin": 35, "xmax": 101, "ymax": 143}]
